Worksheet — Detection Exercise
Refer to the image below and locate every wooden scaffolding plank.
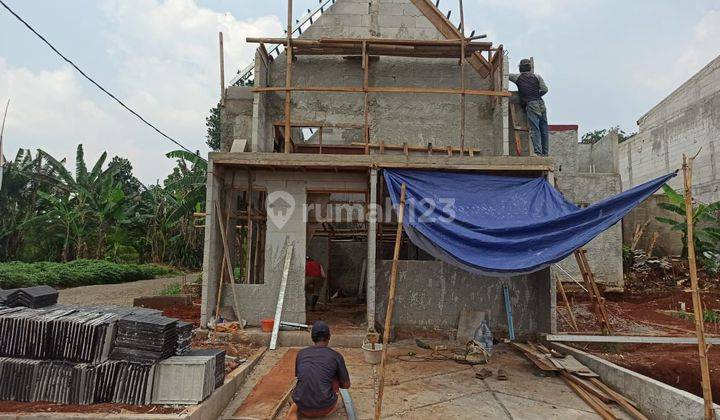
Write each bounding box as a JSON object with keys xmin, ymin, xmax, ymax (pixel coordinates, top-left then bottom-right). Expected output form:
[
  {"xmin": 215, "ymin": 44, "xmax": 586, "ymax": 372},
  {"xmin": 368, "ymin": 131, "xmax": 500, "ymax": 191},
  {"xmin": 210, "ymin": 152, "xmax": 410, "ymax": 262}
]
[{"xmin": 270, "ymin": 240, "xmax": 294, "ymax": 350}]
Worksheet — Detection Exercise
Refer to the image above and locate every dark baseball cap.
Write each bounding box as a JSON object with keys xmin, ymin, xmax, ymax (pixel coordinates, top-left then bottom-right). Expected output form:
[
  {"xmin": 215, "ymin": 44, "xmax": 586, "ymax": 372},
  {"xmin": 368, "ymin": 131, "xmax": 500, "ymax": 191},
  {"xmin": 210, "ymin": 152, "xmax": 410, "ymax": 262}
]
[{"xmin": 311, "ymin": 320, "xmax": 330, "ymax": 336}]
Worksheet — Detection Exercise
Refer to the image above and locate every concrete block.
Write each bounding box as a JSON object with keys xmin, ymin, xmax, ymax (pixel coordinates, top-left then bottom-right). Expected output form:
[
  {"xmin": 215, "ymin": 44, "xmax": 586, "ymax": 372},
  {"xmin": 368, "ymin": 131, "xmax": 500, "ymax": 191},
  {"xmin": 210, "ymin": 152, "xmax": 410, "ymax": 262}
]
[{"xmin": 152, "ymin": 356, "xmax": 216, "ymax": 405}]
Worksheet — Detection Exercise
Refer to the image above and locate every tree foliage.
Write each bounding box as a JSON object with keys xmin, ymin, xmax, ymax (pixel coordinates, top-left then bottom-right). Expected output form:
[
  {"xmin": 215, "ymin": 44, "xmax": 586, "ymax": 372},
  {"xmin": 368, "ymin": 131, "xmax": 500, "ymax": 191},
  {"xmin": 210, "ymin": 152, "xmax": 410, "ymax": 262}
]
[
  {"xmin": 581, "ymin": 126, "xmax": 637, "ymax": 144},
  {"xmin": 0, "ymin": 144, "xmax": 206, "ymax": 268},
  {"xmin": 206, "ymin": 104, "xmax": 221, "ymax": 151}
]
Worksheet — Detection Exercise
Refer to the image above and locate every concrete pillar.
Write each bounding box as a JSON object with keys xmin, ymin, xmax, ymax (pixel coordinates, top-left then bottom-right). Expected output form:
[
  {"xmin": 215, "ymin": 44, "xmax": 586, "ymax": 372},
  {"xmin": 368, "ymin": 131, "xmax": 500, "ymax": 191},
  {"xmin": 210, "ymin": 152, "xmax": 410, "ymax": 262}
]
[
  {"xmin": 366, "ymin": 168, "xmax": 378, "ymax": 331},
  {"xmin": 200, "ymin": 159, "xmax": 224, "ymax": 327}
]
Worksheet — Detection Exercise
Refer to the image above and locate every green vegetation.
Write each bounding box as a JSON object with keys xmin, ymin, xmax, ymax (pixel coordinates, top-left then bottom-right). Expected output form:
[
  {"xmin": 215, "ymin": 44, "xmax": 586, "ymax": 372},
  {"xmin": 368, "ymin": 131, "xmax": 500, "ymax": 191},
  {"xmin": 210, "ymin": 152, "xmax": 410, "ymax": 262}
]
[
  {"xmin": 581, "ymin": 126, "xmax": 636, "ymax": 144},
  {"xmin": 655, "ymin": 184, "xmax": 720, "ymax": 265},
  {"xmin": 0, "ymin": 144, "xmax": 206, "ymax": 268},
  {"xmin": 678, "ymin": 309, "xmax": 720, "ymax": 324},
  {"xmin": 159, "ymin": 281, "xmax": 182, "ymax": 296},
  {"xmin": 0, "ymin": 260, "xmax": 179, "ymax": 289}
]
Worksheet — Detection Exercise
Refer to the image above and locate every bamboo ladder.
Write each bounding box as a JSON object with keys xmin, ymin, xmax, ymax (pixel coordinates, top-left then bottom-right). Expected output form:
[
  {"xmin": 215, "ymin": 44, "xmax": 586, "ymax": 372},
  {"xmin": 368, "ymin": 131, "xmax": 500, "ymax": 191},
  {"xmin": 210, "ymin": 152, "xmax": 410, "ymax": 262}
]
[{"xmin": 573, "ymin": 249, "xmax": 612, "ymax": 334}]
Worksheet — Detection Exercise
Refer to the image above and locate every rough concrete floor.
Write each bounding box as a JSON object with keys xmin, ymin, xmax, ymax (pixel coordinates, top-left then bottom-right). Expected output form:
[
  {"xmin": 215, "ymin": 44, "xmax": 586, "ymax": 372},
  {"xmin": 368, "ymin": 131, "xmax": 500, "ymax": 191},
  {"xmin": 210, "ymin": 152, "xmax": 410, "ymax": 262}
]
[
  {"xmin": 225, "ymin": 341, "xmax": 632, "ymax": 419},
  {"xmin": 57, "ymin": 274, "xmax": 196, "ymax": 307}
]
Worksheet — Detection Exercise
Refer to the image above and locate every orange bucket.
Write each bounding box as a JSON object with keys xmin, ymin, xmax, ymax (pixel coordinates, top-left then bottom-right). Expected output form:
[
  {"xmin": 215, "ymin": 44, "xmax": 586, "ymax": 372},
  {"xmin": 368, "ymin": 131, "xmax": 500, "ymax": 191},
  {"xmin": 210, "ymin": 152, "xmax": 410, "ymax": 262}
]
[{"xmin": 261, "ymin": 318, "xmax": 275, "ymax": 333}]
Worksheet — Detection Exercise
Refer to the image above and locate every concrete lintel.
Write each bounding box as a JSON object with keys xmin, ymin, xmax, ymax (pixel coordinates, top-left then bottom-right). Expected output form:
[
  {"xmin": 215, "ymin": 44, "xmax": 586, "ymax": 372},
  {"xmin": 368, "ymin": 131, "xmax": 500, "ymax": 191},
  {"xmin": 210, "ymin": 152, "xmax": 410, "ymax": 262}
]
[
  {"xmin": 549, "ymin": 343, "xmax": 720, "ymax": 420},
  {"xmin": 210, "ymin": 152, "xmax": 554, "ymax": 173}
]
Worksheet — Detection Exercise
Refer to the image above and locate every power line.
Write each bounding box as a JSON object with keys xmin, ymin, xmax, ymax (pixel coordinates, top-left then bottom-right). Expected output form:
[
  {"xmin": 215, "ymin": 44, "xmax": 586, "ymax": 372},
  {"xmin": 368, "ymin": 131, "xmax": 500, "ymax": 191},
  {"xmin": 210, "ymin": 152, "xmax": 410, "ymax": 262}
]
[{"xmin": 0, "ymin": 0, "xmax": 201, "ymax": 157}]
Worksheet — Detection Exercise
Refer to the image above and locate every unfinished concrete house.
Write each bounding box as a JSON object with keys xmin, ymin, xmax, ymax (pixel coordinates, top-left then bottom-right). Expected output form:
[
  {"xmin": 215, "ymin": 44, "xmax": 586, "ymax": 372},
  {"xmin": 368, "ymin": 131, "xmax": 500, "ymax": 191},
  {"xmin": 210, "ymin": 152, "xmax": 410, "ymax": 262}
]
[
  {"xmin": 200, "ymin": 0, "xmax": 625, "ymax": 342},
  {"xmin": 620, "ymin": 54, "xmax": 720, "ymax": 255}
]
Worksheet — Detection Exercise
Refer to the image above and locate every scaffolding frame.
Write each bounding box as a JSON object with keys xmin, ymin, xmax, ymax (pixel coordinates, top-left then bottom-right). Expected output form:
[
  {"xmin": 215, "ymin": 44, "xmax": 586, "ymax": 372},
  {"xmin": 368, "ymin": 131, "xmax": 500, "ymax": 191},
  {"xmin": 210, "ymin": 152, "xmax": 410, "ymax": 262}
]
[{"xmin": 246, "ymin": 1, "xmax": 507, "ymax": 154}]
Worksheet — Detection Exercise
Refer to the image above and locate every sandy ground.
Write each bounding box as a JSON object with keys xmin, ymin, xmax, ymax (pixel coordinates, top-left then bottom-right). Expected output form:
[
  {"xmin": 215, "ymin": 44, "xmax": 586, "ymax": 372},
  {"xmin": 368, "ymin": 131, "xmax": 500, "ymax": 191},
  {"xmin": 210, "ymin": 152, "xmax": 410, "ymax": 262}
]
[{"xmin": 57, "ymin": 273, "xmax": 198, "ymax": 307}]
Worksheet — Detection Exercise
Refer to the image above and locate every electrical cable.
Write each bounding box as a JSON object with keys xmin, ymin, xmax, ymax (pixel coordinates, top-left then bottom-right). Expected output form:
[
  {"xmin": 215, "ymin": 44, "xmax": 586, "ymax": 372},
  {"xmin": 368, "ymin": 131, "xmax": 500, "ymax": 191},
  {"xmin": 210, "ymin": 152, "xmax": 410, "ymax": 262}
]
[{"xmin": 0, "ymin": 0, "xmax": 201, "ymax": 157}]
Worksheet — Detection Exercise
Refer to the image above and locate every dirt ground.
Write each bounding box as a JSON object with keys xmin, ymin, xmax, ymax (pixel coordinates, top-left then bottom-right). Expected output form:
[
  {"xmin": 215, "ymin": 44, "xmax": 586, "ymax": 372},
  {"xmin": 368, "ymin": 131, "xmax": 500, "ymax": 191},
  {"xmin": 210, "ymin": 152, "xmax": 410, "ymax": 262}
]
[
  {"xmin": 307, "ymin": 298, "xmax": 367, "ymax": 333},
  {"xmin": 557, "ymin": 258, "xmax": 720, "ymax": 400},
  {"xmin": 57, "ymin": 273, "xmax": 198, "ymax": 306}
]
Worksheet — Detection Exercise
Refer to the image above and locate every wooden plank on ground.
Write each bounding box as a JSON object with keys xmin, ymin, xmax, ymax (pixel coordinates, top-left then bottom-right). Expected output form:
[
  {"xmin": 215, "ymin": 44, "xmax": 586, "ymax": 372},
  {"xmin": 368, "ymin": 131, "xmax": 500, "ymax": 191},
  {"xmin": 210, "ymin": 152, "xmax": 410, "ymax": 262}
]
[
  {"xmin": 270, "ymin": 240, "xmax": 294, "ymax": 350},
  {"xmin": 233, "ymin": 348, "xmax": 299, "ymax": 419}
]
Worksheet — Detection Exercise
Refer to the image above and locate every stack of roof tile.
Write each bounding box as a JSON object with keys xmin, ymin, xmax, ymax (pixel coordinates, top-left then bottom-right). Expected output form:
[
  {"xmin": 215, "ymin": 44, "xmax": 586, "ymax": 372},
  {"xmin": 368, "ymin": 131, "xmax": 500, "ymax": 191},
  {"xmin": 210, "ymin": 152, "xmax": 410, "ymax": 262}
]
[
  {"xmin": 111, "ymin": 314, "xmax": 178, "ymax": 363},
  {"xmin": 175, "ymin": 321, "xmax": 193, "ymax": 355},
  {"xmin": 0, "ymin": 307, "xmax": 118, "ymax": 363},
  {"xmin": 0, "ymin": 286, "xmax": 58, "ymax": 309}
]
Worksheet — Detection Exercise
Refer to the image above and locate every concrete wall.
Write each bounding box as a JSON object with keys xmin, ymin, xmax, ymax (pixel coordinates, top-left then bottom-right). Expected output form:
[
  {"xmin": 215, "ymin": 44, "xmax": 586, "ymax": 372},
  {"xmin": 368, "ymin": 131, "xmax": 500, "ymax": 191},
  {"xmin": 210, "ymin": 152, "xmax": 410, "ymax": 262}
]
[
  {"xmin": 554, "ymin": 172, "xmax": 624, "ymax": 288},
  {"xmin": 619, "ymin": 55, "xmax": 720, "ymax": 255},
  {"xmin": 619, "ymin": 55, "xmax": 720, "ymax": 202},
  {"xmin": 622, "ymin": 195, "xmax": 683, "ymax": 256},
  {"xmin": 330, "ymin": 241, "xmax": 366, "ymax": 296},
  {"xmin": 550, "ymin": 127, "xmax": 624, "ymax": 288},
  {"xmin": 375, "ymin": 261, "xmax": 555, "ymax": 338},
  {"xmin": 250, "ymin": 48, "xmax": 272, "ymax": 152},
  {"xmin": 221, "ymin": 87, "xmax": 254, "ymax": 152},
  {"xmin": 256, "ymin": 0, "xmax": 502, "ymax": 154}
]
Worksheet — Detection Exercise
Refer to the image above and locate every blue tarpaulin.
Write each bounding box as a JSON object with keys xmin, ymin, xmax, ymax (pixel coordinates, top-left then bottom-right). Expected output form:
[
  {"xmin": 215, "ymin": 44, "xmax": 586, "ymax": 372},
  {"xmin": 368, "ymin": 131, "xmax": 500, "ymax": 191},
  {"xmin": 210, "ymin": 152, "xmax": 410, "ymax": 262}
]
[{"xmin": 383, "ymin": 169, "xmax": 676, "ymax": 276}]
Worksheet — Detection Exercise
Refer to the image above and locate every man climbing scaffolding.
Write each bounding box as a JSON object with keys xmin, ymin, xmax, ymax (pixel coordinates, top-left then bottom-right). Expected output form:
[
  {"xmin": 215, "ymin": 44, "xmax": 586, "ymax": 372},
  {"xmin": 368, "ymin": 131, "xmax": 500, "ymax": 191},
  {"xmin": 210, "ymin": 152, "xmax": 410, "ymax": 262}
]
[{"xmin": 510, "ymin": 58, "xmax": 550, "ymax": 156}]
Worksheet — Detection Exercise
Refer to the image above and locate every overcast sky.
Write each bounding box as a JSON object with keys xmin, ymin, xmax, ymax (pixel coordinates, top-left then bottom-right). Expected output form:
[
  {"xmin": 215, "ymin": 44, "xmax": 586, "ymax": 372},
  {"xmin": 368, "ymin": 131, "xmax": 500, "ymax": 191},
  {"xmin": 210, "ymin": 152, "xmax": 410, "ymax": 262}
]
[{"xmin": 1, "ymin": 0, "xmax": 719, "ymax": 183}]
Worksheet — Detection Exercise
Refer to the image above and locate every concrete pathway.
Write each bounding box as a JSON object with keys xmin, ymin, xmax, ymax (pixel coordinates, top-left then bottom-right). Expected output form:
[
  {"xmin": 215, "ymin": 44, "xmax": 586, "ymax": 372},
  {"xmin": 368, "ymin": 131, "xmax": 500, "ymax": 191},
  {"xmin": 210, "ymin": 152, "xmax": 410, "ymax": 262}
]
[
  {"xmin": 227, "ymin": 342, "xmax": 632, "ymax": 419},
  {"xmin": 57, "ymin": 273, "xmax": 197, "ymax": 307}
]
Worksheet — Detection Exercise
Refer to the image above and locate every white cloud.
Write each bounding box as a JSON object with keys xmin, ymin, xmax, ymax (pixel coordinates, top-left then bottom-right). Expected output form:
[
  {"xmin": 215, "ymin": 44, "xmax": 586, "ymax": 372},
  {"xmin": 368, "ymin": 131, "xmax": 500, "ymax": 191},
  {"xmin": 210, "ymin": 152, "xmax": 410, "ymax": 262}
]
[
  {"xmin": 635, "ymin": 9, "xmax": 720, "ymax": 94},
  {"xmin": 0, "ymin": 0, "xmax": 282, "ymax": 183}
]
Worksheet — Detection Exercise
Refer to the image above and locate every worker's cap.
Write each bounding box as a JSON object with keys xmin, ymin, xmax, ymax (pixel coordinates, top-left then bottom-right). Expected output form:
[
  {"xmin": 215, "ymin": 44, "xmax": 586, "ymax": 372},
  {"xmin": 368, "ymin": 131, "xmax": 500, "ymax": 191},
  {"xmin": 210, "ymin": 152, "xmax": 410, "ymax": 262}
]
[
  {"xmin": 306, "ymin": 255, "xmax": 311, "ymax": 261},
  {"xmin": 519, "ymin": 58, "xmax": 532, "ymax": 67},
  {"xmin": 311, "ymin": 320, "xmax": 330, "ymax": 336}
]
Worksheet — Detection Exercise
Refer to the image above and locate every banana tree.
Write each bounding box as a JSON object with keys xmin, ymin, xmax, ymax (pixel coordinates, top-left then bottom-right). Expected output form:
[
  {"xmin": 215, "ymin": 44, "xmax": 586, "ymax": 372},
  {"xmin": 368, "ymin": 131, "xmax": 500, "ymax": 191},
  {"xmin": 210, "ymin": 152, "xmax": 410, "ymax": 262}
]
[{"xmin": 656, "ymin": 184, "xmax": 720, "ymax": 258}]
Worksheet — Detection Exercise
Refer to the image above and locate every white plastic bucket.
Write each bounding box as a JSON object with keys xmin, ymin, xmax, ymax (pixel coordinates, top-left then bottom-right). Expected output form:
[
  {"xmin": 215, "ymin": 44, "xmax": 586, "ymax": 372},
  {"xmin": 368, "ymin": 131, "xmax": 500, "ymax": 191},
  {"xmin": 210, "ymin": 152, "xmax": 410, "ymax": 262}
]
[{"xmin": 361, "ymin": 341, "xmax": 383, "ymax": 365}]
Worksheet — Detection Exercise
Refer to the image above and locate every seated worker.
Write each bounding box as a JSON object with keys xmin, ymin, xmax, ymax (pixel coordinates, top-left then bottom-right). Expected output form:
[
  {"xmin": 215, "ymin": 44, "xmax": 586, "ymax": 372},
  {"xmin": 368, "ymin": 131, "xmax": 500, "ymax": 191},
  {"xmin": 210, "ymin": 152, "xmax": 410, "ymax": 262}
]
[
  {"xmin": 287, "ymin": 321, "xmax": 351, "ymax": 419},
  {"xmin": 305, "ymin": 256, "xmax": 326, "ymax": 311}
]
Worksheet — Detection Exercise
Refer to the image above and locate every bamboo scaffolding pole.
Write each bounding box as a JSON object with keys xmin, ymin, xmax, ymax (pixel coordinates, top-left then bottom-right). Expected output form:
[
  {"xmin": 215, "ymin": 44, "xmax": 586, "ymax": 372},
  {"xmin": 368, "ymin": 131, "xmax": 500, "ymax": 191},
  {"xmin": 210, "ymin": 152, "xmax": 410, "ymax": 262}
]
[
  {"xmin": 374, "ymin": 183, "xmax": 407, "ymax": 420},
  {"xmin": 214, "ymin": 200, "xmax": 243, "ymax": 327},
  {"xmin": 283, "ymin": 0, "xmax": 293, "ymax": 153},
  {"xmin": 246, "ymin": 36, "xmax": 491, "ymax": 48},
  {"xmin": 219, "ymin": 32, "xmax": 225, "ymax": 106},
  {"xmin": 253, "ymin": 86, "xmax": 510, "ymax": 96},
  {"xmin": 245, "ymin": 170, "xmax": 254, "ymax": 284},
  {"xmin": 459, "ymin": 0, "xmax": 466, "ymax": 154},
  {"xmin": 363, "ymin": 40, "xmax": 370, "ymax": 154},
  {"xmin": 683, "ymin": 153, "xmax": 714, "ymax": 420}
]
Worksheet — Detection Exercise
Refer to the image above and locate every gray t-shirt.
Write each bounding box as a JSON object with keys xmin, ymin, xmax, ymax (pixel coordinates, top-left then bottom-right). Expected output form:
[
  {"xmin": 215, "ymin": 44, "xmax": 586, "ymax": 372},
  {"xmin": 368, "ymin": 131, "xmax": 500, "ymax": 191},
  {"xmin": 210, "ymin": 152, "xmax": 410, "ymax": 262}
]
[{"xmin": 292, "ymin": 346, "xmax": 350, "ymax": 411}]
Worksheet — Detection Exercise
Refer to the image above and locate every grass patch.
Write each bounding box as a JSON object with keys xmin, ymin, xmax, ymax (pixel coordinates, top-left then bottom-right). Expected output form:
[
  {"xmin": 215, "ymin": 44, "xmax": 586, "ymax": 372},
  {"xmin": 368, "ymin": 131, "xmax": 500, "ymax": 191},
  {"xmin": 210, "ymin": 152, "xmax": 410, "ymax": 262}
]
[
  {"xmin": 0, "ymin": 259, "xmax": 181, "ymax": 289},
  {"xmin": 159, "ymin": 282, "xmax": 182, "ymax": 296},
  {"xmin": 678, "ymin": 309, "xmax": 720, "ymax": 324}
]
